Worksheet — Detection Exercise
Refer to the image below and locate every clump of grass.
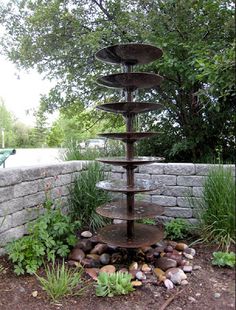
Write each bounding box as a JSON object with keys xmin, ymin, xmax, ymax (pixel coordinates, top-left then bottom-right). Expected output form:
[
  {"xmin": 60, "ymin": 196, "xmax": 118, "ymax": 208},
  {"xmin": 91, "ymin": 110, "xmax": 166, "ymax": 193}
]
[
  {"xmin": 193, "ymin": 165, "xmax": 235, "ymax": 251},
  {"xmin": 68, "ymin": 162, "xmax": 111, "ymax": 231},
  {"xmin": 36, "ymin": 260, "xmax": 84, "ymax": 302}
]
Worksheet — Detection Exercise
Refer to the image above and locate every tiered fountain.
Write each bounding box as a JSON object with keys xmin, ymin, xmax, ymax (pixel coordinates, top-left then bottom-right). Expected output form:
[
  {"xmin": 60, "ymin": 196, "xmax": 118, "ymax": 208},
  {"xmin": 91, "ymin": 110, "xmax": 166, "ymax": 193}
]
[{"xmin": 95, "ymin": 43, "xmax": 164, "ymax": 248}]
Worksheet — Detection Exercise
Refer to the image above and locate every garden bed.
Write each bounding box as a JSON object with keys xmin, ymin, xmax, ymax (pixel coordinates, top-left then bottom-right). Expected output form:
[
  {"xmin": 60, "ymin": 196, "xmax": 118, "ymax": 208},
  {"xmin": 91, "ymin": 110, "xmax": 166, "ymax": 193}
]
[{"xmin": 0, "ymin": 243, "xmax": 235, "ymax": 310}]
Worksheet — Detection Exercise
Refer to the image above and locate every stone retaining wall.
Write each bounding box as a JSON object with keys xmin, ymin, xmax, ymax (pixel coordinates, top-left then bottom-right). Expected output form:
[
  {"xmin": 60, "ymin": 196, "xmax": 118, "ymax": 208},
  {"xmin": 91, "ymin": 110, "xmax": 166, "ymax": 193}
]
[
  {"xmin": 0, "ymin": 161, "xmax": 85, "ymax": 255},
  {"xmin": 0, "ymin": 161, "xmax": 234, "ymax": 255}
]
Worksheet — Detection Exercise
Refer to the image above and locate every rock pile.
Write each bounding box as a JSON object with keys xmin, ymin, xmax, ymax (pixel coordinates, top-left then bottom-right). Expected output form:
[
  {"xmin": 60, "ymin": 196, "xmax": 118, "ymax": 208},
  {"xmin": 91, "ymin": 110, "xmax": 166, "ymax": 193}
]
[{"xmin": 68, "ymin": 231, "xmax": 200, "ymax": 289}]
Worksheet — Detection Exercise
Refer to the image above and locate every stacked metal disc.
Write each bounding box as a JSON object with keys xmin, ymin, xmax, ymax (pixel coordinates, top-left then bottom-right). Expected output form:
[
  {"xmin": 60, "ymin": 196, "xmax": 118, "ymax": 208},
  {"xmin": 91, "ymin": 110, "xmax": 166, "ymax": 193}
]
[{"xmin": 95, "ymin": 43, "xmax": 164, "ymax": 248}]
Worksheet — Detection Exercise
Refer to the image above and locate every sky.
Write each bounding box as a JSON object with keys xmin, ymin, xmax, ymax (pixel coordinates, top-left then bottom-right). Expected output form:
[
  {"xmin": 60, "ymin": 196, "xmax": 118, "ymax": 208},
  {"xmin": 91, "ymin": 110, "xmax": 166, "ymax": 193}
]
[{"xmin": 0, "ymin": 55, "xmax": 57, "ymax": 127}]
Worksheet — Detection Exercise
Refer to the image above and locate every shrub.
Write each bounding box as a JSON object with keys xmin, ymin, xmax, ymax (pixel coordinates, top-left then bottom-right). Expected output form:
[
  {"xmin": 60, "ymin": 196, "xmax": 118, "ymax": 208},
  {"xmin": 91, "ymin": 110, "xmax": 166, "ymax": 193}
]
[
  {"xmin": 69, "ymin": 162, "xmax": 111, "ymax": 231},
  {"xmin": 212, "ymin": 251, "xmax": 235, "ymax": 268},
  {"xmin": 193, "ymin": 165, "xmax": 235, "ymax": 250},
  {"xmin": 6, "ymin": 202, "xmax": 81, "ymax": 275},
  {"xmin": 36, "ymin": 260, "xmax": 84, "ymax": 301},
  {"xmin": 96, "ymin": 272, "xmax": 134, "ymax": 297},
  {"xmin": 164, "ymin": 218, "xmax": 190, "ymax": 240}
]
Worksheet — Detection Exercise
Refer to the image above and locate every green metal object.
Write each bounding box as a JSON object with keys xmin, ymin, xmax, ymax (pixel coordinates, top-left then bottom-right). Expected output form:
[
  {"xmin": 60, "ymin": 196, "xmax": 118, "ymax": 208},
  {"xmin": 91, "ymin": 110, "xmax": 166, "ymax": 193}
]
[{"xmin": 0, "ymin": 149, "xmax": 16, "ymax": 168}]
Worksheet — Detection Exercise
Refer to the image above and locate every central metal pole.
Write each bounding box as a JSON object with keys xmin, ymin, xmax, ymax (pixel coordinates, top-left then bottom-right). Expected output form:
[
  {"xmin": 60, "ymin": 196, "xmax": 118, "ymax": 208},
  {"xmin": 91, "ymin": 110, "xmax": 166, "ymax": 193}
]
[{"xmin": 124, "ymin": 64, "xmax": 135, "ymax": 240}]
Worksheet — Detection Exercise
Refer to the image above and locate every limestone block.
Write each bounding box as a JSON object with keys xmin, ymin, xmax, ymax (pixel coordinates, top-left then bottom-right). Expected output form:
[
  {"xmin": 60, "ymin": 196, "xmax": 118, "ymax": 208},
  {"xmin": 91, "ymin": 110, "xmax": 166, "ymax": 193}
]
[
  {"xmin": 177, "ymin": 176, "xmax": 205, "ymax": 187},
  {"xmin": 0, "ymin": 215, "xmax": 12, "ymax": 233},
  {"xmin": 0, "ymin": 169, "xmax": 22, "ymax": 187},
  {"xmin": 23, "ymin": 192, "xmax": 46, "ymax": 208},
  {"xmin": 135, "ymin": 173, "xmax": 151, "ymax": 180},
  {"xmin": 0, "ymin": 187, "xmax": 14, "ymax": 203},
  {"xmin": 0, "ymin": 197, "xmax": 24, "ymax": 216},
  {"xmin": 177, "ymin": 197, "xmax": 202, "ymax": 208},
  {"xmin": 139, "ymin": 163, "xmax": 164, "ymax": 174},
  {"xmin": 164, "ymin": 163, "xmax": 195, "ymax": 175},
  {"xmin": 13, "ymin": 180, "xmax": 39, "ymax": 198},
  {"xmin": 152, "ymin": 195, "xmax": 176, "ymax": 206},
  {"xmin": 12, "ymin": 207, "xmax": 41, "ymax": 228},
  {"xmin": 0, "ymin": 225, "xmax": 26, "ymax": 246},
  {"xmin": 193, "ymin": 187, "xmax": 204, "ymax": 197},
  {"xmin": 162, "ymin": 186, "xmax": 192, "ymax": 197},
  {"xmin": 152, "ymin": 175, "xmax": 177, "ymax": 186},
  {"xmin": 54, "ymin": 174, "xmax": 73, "ymax": 187},
  {"xmin": 163, "ymin": 207, "xmax": 193, "ymax": 218},
  {"xmin": 20, "ymin": 166, "xmax": 46, "ymax": 181}
]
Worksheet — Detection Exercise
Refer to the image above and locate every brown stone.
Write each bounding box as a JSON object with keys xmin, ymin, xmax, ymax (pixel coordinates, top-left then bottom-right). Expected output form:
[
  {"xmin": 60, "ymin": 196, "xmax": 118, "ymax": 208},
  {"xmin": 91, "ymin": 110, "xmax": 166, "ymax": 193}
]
[
  {"xmin": 153, "ymin": 268, "xmax": 165, "ymax": 281},
  {"xmin": 164, "ymin": 245, "xmax": 174, "ymax": 253},
  {"xmin": 111, "ymin": 253, "xmax": 122, "ymax": 263},
  {"xmin": 68, "ymin": 248, "xmax": 85, "ymax": 262},
  {"xmin": 141, "ymin": 264, "xmax": 152, "ymax": 273},
  {"xmin": 100, "ymin": 265, "xmax": 116, "ymax": 274},
  {"xmin": 175, "ymin": 243, "xmax": 188, "ymax": 251},
  {"xmin": 91, "ymin": 243, "xmax": 108, "ymax": 255},
  {"xmin": 167, "ymin": 240, "xmax": 178, "ymax": 248},
  {"xmin": 155, "ymin": 257, "xmax": 177, "ymax": 271},
  {"xmin": 85, "ymin": 268, "xmax": 99, "ymax": 280},
  {"xmin": 76, "ymin": 239, "xmax": 93, "ymax": 253},
  {"xmin": 131, "ymin": 280, "xmax": 142, "ymax": 287},
  {"xmin": 86, "ymin": 254, "xmax": 100, "ymax": 262},
  {"xmin": 129, "ymin": 262, "xmax": 139, "ymax": 271}
]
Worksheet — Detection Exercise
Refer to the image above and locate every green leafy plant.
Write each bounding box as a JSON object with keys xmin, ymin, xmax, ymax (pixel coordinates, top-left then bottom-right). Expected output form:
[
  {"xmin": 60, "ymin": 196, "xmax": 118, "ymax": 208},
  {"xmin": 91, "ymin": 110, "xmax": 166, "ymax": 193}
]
[
  {"xmin": 164, "ymin": 218, "xmax": 190, "ymax": 240},
  {"xmin": 192, "ymin": 166, "xmax": 235, "ymax": 250},
  {"xmin": 96, "ymin": 272, "xmax": 134, "ymax": 297},
  {"xmin": 212, "ymin": 251, "xmax": 235, "ymax": 268},
  {"xmin": 138, "ymin": 218, "xmax": 156, "ymax": 225},
  {"xmin": 36, "ymin": 260, "xmax": 84, "ymax": 301},
  {"xmin": 6, "ymin": 202, "xmax": 81, "ymax": 275},
  {"xmin": 69, "ymin": 162, "xmax": 111, "ymax": 231}
]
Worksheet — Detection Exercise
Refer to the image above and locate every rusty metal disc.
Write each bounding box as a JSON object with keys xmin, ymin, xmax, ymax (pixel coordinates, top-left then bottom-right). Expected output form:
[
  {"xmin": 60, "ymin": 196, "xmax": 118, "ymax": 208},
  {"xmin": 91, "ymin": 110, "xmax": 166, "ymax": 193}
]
[
  {"xmin": 97, "ymin": 156, "xmax": 164, "ymax": 166},
  {"xmin": 96, "ymin": 102, "xmax": 163, "ymax": 114},
  {"xmin": 97, "ymin": 73, "xmax": 163, "ymax": 91},
  {"xmin": 95, "ymin": 43, "xmax": 163, "ymax": 65},
  {"xmin": 97, "ymin": 223, "xmax": 164, "ymax": 248},
  {"xmin": 96, "ymin": 179, "xmax": 158, "ymax": 193},
  {"xmin": 96, "ymin": 200, "xmax": 164, "ymax": 220},
  {"xmin": 98, "ymin": 132, "xmax": 157, "ymax": 142}
]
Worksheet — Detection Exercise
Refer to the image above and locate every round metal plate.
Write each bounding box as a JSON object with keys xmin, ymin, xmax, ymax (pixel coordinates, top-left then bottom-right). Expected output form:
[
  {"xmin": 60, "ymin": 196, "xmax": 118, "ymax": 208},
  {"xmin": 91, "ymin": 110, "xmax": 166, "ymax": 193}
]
[
  {"xmin": 97, "ymin": 73, "xmax": 163, "ymax": 90},
  {"xmin": 96, "ymin": 200, "xmax": 164, "ymax": 220},
  {"xmin": 97, "ymin": 223, "xmax": 164, "ymax": 248},
  {"xmin": 96, "ymin": 179, "xmax": 158, "ymax": 193},
  {"xmin": 96, "ymin": 102, "xmax": 163, "ymax": 114},
  {"xmin": 98, "ymin": 132, "xmax": 157, "ymax": 142},
  {"xmin": 97, "ymin": 156, "xmax": 164, "ymax": 166},
  {"xmin": 95, "ymin": 43, "xmax": 163, "ymax": 65}
]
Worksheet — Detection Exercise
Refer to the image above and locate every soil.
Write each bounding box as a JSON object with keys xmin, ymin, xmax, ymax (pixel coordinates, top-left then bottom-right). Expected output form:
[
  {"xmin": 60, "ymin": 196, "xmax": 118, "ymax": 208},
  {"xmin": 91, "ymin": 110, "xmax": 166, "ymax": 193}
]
[{"xmin": 0, "ymin": 243, "xmax": 235, "ymax": 310}]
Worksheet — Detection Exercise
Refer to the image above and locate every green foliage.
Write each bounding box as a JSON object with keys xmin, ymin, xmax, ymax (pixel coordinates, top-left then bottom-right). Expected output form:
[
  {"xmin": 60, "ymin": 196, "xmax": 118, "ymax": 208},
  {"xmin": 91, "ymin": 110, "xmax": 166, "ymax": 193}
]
[
  {"xmin": 96, "ymin": 272, "xmax": 134, "ymax": 297},
  {"xmin": 193, "ymin": 166, "xmax": 235, "ymax": 251},
  {"xmin": 36, "ymin": 260, "xmax": 84, "ymax": 301},
  {"xmin": 138, "ymin": 218, "xmax": 156, "ymax": 225},
  {"xmin": 164, "ymin": 219, "xmax": 190, "ymax": 240},
  {"xmin": 6, "ymin": 202, "xmax": 80, "ymax": 275},
  {"xmin": 212, "ymin": 251, "xmax": 235, "ymax": 268},
  {"xmin": 69, "ymin": 162, "xmax": 111, "ymax": 231}
]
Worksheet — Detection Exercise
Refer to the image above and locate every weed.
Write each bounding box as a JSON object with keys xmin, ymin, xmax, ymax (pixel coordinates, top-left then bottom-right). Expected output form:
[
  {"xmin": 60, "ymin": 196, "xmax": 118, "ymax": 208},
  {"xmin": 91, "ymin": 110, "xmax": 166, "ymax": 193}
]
[
  {"xmin": 164, "ymin": 218, "xmax": 190, "ymax": 240},
  {"xmin": 36, "ymin": 260, "xmax": 84, "ymax": 301}
]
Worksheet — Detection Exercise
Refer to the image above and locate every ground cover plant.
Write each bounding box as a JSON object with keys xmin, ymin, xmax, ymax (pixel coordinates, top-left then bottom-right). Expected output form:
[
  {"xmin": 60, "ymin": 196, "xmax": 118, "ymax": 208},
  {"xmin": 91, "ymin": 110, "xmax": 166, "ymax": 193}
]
[
  {"xmin": 96, "ymin": 272, "xmax": 134, "ymax": 297},
  {"xmin": 193, "ymin": 166, "xmax": 235, "ymax": 251},
  {"xmin": 212, "ymin": 251, "xmax": 235, "ymax": 268},
  {"xmin": 164, "ymin": 218, "xmax": 190, "ymax": 240},
  {"xmin": 69, "ymin": 162, "xmax": 111, "ymax": 231},
  {"xmin": 36, "ymin": 260, "xmax": 84, "ymax": 302},
  {"xmin": 6, "ymin": 201, "xmax": 80, "ymax": 275}
]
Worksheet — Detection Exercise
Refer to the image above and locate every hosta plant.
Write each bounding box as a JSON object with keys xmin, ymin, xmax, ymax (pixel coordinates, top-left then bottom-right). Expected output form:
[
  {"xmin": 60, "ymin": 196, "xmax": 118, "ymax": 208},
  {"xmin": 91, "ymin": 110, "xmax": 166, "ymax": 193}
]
[
  {"xmin": 212, "ymin": 251, "xmax": 235, "ymax": 268},
  {"xmin": 96, "ymin": 272, "xmax": 134, "ymax": 297}
]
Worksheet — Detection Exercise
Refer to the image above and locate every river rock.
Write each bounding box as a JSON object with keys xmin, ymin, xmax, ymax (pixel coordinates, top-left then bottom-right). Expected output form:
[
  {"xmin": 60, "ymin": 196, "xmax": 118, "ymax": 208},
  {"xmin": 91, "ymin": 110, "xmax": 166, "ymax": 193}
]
[
  {"xmin": 175, "ymin": 243, "xmax": 188, "ymax": 251},
  {"xmin": 154, "ymin": 246, "xmax": 166, "ymax": 253},
  {"xmin": 184, "ymin": 247, "xmax": 196, "ymax": 256},
  {"xmin": 86, "ymin": 254, "xmax": 100, "ymax": 262},
  {"xmin": 100, "ymin": 253, "xmax": 110, "ymax": 265},
  {"xmin": 129, "ymin": 262, "xmax": 138, "ymax": 271},
  {"xmin": 67, "ymin": 260, "xmax": 82, "ymax": 267},
  {"xmin": 91, "ymin": 243, "xmax": 108, "ymax": 255},
  {"xmin": 76, "ymin": 239, "xmax": 93, "ymax": 253},
  {"xmin": 85, "ymin": 268, "xmax": 99, "ymax": 280},
  {"xmin": 165, "ymin": 268, "xmax": 187, "ymax": 285},
  {"xmin": 141, "ymin": 264, "xmax": 151, "ymax": 273},
  {"xmin": 69, "ymin": 248, "xmax": 85, "ymax": 262},
  {"xmin": 164, "ymin": 253, "xmax": 183, "ymax": 266},
  {"xmin": 136, "ymin": 271, "xmax": 146, "ymax": 281},
  {"xmin": 182, "ymin": 265, "xmax": 193, "ymax": 273},
  {"xmin": 81, "ymin": 257, "xmax": 93, "ymax": 267},
  {"xmin": 131, "ymin": 280, "xmax": 142, "ymax": 287},
  {"xmin": 193, "ymin": 265, "xmax": 201, "ymax": 270},
  {"xmin": 167, "ymin": 240, "xmax": 178, "ymax": 248},
  {"xmin": 183, "ymin": 253, "xmax": 194, "ymax": 260},
  {"xmin": 164, "ymin": 245, "xmax": 174, "ymax": 253},
  {"xmin": 119, "ymin": 267, "xmax": 128, "ymax": 273},
  {"xmin": 153, "ymin": 268, "xmax": 165, "ymax": 281},
  {"xmin": 181, "ymin": 279, "xmax": 189, "ymax": 285},
  {"xmin": 146, "ymin": 248, "xmax": 155, "ymax": 261},
  {"xmin": 111, "ymin": 253, "xmax": 122, "ymax": 264},
  {"xmin": 81, "ymin": 231, "xmax": 93, "ymax": 238},
  {"xmin": 164, "ymin": 279, "xmax": 174, "ymax": 290},
  {"xmin": 156, "ymin": 257, "xmax": 177, "ymax": 271},
  {"xmin": 100, "ymin": 265, "xmax": 116, "ymax": 274}
]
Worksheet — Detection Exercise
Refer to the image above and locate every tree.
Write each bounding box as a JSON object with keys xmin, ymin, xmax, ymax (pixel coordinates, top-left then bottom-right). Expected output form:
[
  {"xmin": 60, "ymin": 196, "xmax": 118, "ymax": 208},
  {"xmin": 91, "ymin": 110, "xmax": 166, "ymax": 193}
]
[
  {"xmin": 0, "ymin": 0, "xmax": 234, "ymax": 161},
  {"xmin": 0, "ymin": 97, "xmax": 16, "ymax": 147}
]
